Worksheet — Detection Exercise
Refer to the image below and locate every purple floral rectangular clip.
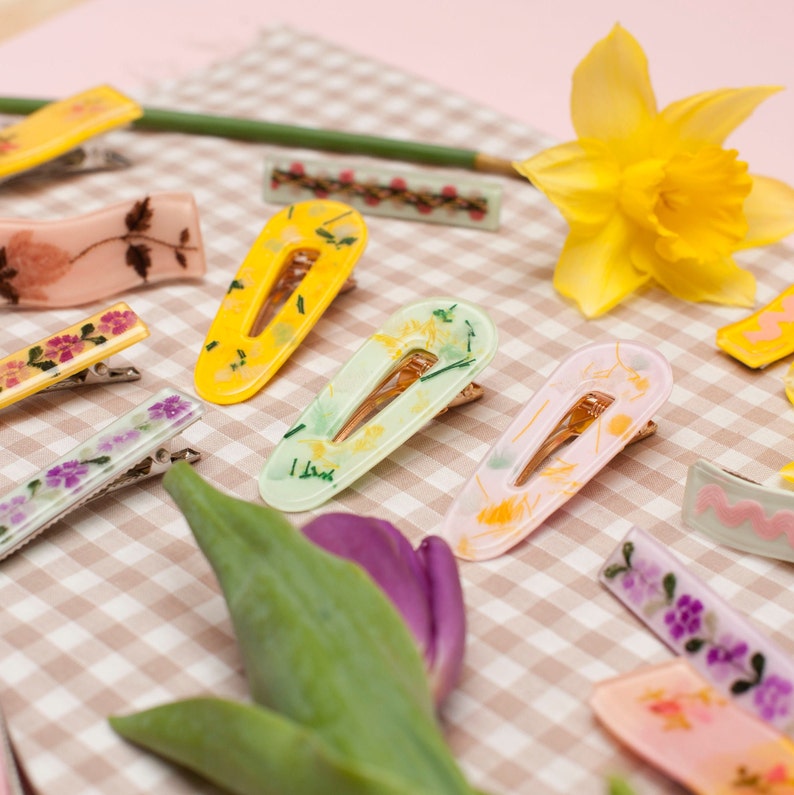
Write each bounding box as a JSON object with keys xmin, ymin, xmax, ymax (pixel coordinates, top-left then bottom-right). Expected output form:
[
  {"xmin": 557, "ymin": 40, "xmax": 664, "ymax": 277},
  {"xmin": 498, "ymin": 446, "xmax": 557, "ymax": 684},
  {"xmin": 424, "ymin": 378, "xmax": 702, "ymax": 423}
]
[
  {"xmin": 600, "ymin": 526, "xmax": 794, "ymax": 733},
  {"xmin": 0, "ymin": 388, "xmax": 204, "ymax": 562}
]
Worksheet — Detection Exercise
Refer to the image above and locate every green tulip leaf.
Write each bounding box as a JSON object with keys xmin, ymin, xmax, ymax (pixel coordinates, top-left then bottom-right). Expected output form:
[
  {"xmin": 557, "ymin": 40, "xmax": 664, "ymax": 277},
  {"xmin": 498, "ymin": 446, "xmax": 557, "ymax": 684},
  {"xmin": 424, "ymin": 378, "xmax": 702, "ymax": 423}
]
[
  {"xmin": 110, "ymin": 697, "xmax": 441, "ymax": 795},
  {"xmin": 154, "ymin": 463, "xmax": 473, "ymax": 793}
]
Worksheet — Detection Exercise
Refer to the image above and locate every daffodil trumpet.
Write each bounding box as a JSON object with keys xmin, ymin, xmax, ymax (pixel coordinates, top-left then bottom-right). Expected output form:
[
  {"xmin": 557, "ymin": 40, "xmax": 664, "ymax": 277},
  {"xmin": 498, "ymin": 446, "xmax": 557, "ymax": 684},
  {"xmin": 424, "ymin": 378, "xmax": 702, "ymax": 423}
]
[{"xmin": 514, "ymin": 24, "xmax": 794, "ymax": 318}]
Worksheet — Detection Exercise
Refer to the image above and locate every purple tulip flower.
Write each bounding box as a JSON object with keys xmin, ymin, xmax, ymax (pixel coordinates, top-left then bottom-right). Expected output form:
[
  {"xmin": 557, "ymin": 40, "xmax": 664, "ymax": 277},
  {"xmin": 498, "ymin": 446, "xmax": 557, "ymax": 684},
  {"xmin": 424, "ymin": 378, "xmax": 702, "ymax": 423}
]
[{"xmin": 301, "ymin": 513, "xmax": 466, "ymax": 706}]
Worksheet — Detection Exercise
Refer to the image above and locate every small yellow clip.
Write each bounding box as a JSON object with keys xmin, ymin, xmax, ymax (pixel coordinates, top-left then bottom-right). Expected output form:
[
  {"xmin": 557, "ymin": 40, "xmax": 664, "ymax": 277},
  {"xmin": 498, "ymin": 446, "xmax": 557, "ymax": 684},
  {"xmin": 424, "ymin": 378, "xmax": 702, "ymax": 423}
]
[
  {"xmin": 194, "ymin": 200, "xmax": 367, "ymax": 404},
  {"xmin": 716, "ymin": 284, "xmax": 794, "ymax": 368},
  {"xmin": 0, "ymin": 85, "xmax": 142, "ymax": 182}
]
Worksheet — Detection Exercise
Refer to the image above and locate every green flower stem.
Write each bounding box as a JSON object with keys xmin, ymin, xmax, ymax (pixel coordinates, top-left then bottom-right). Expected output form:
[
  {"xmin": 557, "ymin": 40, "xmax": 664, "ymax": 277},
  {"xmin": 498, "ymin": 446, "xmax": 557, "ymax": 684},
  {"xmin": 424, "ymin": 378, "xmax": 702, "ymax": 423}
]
[{"xmin": 0, "ymin": 96, "xmax": 522, "ymax": 178}]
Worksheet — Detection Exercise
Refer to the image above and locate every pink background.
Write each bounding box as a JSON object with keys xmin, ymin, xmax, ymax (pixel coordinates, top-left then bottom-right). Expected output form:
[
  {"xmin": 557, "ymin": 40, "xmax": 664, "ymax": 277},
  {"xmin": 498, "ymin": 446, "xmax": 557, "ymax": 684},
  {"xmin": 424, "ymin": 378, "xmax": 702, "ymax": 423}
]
[{"xmin": 1, "ymin": 0, "xmax": 794, "ymax": 184}]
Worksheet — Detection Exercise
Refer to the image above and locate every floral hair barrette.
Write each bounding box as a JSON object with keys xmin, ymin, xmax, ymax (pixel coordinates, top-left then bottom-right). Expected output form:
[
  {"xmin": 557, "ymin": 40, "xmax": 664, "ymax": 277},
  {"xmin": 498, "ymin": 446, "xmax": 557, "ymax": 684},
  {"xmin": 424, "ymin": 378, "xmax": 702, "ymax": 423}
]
[
  {"xmin": 682, "ymin": 458, "xmax": 794, "ymax": 563},
  {"xmin": 194, "ymin": 199, "xmax": 367, "ymax": 405},
  {"xmin": 441, "ymin": 340, "xmax": 673, "ymax": 560},
  {"xmin": 0, "ymin": 192, "xmax": 205, "ymax": 308},
  {"xmin": 0, "ymin": 302, "xmax": 149, "ymax": 411},
  {"xmin": 591, "ymin": 659, "xmax": 794, "ymax": 794},
  {"xmin": 258, "ymin": 297, "xmax": 498, "ymax": 512},
  {"xmin": 0, "ymin": 388, "xmax": 204, "ymax": 561},
  {"xmin": 264, "ymin": 157, "xmax": 502, "ymax": 231},
  {"xmin": 601, "ymin": 525, "xmax": 794, "ymax": 732}
]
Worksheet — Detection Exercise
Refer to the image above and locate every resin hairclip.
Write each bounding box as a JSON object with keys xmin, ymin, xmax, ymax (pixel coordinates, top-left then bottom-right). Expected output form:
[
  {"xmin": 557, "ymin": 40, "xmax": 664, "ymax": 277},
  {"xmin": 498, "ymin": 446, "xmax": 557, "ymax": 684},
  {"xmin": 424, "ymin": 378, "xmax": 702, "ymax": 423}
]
[
  {"xmin": 716, "ymin": 284, "xmax": 794, "ymax": 368},
  {"xmin": 0, "ymin": 302, "xmax": 149, "ymax": 411},
  {"xmin": 0, "ymin": 85, "xmax": 141, "ymax": 183},
  {"xmin": 682, "ymin": 458, "xmax": 794, "ymax": 563},
  {"xmin": 591, "ymin": 659, "xmax": 794, "ymax": 793},
  {"xmin": 259, "ymin": 297, "xmax": 498, "ymax": 511},
  {"xmin": 441, "ymin": 341, "xmax": 673, "ymax": 560},
  {"xmin": 264, "ymin": 157, "xmax": 502, "ymax": 231},
  {"xmin": 0, "ymin": 192, "xmax": 205, "ymax": 308},
  {"xmin": 601, "ymin": 525, "xmax": 794, "ymax": 731},
  {"xmin": 0, "ymin": 388, "xmax": 203, "ymax": 561},
  {"xmin": 194, "ymin": 200, "xmax": 367, "ymax": 405}
]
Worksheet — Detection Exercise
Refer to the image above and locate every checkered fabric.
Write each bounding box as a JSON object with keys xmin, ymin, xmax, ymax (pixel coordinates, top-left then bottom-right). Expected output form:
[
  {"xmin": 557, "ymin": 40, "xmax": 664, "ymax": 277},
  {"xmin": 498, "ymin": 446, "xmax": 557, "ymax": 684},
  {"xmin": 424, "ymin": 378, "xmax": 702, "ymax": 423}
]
[{"xmin": 1, "ymin": 26, "xmax": 793, "ymax": 794}]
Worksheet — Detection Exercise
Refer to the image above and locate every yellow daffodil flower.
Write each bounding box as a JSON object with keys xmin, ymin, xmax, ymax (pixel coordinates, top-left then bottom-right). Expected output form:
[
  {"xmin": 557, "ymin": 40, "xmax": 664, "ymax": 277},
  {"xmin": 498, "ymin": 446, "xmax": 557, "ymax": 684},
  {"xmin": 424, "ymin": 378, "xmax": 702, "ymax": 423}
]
[{"xmin": 515, "ymin": 24, "xmax": 794, "ymax": 318}]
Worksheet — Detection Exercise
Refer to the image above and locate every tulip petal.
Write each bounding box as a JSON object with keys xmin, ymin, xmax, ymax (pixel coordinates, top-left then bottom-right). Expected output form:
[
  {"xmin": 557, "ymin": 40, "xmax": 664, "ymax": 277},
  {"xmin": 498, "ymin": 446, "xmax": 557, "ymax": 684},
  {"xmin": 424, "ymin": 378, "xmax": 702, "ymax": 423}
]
[
  {"xmin": 739, "ymin": 174, "xmax": 794, "ymax": 249},
  {"xmin": 302, "ymin": 513, "xmax": 433, "ymax": 659},
  {"xmin": 416, "ymin": 536, "xmax": 466, "ymax": 705},
  {"xmin": 631, "ymin": 237, "xmax": 755, "ymax": 306},
  {"xmin": 657, "ymin": 86, "xmax": 781, "ymax": 154},
  {"xmin": 571, "ymin": 24, "xmax": 657, "ymax": 162},
  {"xmin": 514, "ymin": 140, "xmax": 619, "ymax": 232},
  {"xmin": 553, "ymin": 214, "xmax": 650, "ymax": 317}
]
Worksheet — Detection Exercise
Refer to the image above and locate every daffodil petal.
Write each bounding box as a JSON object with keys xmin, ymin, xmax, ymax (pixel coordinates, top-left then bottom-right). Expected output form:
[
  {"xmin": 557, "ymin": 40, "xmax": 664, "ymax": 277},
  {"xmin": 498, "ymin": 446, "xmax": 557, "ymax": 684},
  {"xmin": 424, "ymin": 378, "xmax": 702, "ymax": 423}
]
[
  {"xmin": 739, "ymin": 174, "xmax": 794, "ymax": 249},
  {"xmin": 514, "ymin": 140, "xmax": 619, "ymax": 231},
  {"xmin": 631, "ymin": 238, "xmax": 755, "ymax": 306},
  {"xmin": 657, "ymin": 86, "xmax": 781, "ymax": 153},
  {"xmin": 571, "ymin": 24, "xmax": 657, "ymax": 162},
  {"xmin": 553, "ymin": 214, "xmax": 650, "ymax": 317}
]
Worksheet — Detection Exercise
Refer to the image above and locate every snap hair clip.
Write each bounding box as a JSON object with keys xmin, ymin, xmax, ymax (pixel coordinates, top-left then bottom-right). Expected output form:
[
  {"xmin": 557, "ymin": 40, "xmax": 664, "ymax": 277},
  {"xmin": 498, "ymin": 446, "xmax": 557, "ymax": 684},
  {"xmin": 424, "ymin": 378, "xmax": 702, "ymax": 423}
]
[
  {"xmin": 0, "ymin": 192, "xmax": 205, "ymax": 308},
  {"xmin": 601, "ymin": 525, "xmax": 794, "ymax": 732},
  {"xmin": 683, "ymin": 458, "xmax": 794, "ymax": 563},
  {"xmin": 0, "ymin": 302, "xmax": 149, "ymax": 411},
  {"xmin": 591, "ymin": 659, "xmax": 794, "ymax": 794},
  {"xmin": 258, "ymin": 297, "xmax": 498, "ymax": 512},
  {"xmin": 194, "ymin": 199, "xmax": 367, "ymax": 405},
  {"xmin": 441, "ymin": 340, "xmax": 673, "ymax": 561},
  {"xmin": 716, "ymin": 284, "xmax": 794, "ymax": 368},
  {"xmin": 264, "ymin": 157, "xmax": 503, "ymax": 231},
  {"xmin": 0, "ymin": 84, "xmax": 141, "ymax": 184},
  {"xmin": 0, "ymin": 388, "xmax": 204, "ymax": 561}
]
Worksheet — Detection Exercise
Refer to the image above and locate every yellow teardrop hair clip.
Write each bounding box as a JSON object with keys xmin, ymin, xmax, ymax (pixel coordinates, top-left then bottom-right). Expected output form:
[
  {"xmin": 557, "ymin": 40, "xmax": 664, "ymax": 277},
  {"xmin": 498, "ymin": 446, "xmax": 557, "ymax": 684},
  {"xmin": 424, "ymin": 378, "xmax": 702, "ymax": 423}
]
[{"xmin": 194, "ymin": 201, "xmax": 367, "ymax": 404}]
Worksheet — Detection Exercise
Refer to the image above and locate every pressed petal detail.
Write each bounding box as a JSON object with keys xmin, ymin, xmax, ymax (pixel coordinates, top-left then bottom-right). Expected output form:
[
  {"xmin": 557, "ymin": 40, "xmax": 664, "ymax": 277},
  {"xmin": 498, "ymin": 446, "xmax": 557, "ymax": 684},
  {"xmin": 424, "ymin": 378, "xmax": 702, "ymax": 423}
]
[
  {"xmin": 514, "ymin": 140, "xmax": 619, "ymax": 232},
  {"xmin": 739, "ymin": 174, "xmax": 794, "ymax": 249},
  {"xmin": 571, "ymin": 24, "xmax": 657, "ymax": 163},
  {"xmin": 631, "ymin": 239, "xmax": 755, "ymax": 307},
  {"xmin": 553, "ymin": 214, "xmax": 650, "ymax": 317},
  {"xmin": 655, "ymin": 86, "xmax": 782, "ymax": 155}
]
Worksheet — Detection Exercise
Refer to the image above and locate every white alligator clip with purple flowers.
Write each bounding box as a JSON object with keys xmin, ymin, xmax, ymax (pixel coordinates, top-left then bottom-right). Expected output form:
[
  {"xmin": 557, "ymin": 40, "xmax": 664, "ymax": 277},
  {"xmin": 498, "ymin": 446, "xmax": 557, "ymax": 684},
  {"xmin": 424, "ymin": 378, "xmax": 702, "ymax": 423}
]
[
  {"xmin": 600, "ymin": 526, "xmax": 794, "ymax": 734},
  {"xmin": 0, "ymin": 388, "xmax": 204, "ymax": 561}
]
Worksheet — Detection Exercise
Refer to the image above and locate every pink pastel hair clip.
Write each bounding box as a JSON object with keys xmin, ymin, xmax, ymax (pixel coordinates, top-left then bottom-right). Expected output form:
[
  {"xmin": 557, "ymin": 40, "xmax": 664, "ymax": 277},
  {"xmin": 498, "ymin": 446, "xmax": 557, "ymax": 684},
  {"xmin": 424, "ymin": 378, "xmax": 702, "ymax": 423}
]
[
  {"xmin": 441, "ymin": 340, "xmax": 673, "ymax": 560},
  {"xmin": 592, "ymin": 659, "xmax": 794, "ymax": 794},
  {"xmin": 682, "ymin": 458, "xmax": 794, "ymax": 563},
  {"xmin": 0, "ymin": 192, "xmax": 205, "ymax": 308}
]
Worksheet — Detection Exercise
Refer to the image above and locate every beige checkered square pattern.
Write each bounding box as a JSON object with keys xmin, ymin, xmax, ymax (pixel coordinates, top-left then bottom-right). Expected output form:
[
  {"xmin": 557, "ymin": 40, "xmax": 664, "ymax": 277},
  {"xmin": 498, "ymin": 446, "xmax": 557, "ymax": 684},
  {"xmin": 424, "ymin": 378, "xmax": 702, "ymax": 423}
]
[{"xmin": 1, "ymin": 26, "xmax": 793, "ymax": 794}]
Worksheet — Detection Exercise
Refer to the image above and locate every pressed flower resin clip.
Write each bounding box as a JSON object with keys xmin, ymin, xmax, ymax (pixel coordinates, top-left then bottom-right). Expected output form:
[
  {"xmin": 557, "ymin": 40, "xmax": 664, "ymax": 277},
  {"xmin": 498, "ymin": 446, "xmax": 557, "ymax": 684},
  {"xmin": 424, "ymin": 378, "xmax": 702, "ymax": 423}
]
[
  {"xmin": 0, "ymin": 302, "xmax": 149, "ymax": 410},
  {"xmin": 514, "ymin": 24, "xmax": 794, "ymax": 318},
  {"xmin": 601, "ymin": 526, "xmax": 794, "ymax": 733},
  {"xmin": 592, "ymin": 659, "xmax": 794, "ymax": 794},
  {"xmin": 194, "ymin": 200, "xmax": 367, "ymax": 405},
  {"xmin": 264, "ymin": 157, "xmax": 503, "ymax": 231},
  {"xmin": 0, "ymin": 85, "xmax": 141, "ymax": 183},
  {"xmin": 259, "ymin": 297, "xmax": 498, "ymax": 512},
  {"xmin": 0, "ymin": 193, "xmax": 205, "ymax": 308},
  {"xmin": 441, "ymin": 340, "xmax": 673, "ymax": 560},
  {"xmin": 0, "ymin": 388, "xmax": 204, "ymax": 561}
]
